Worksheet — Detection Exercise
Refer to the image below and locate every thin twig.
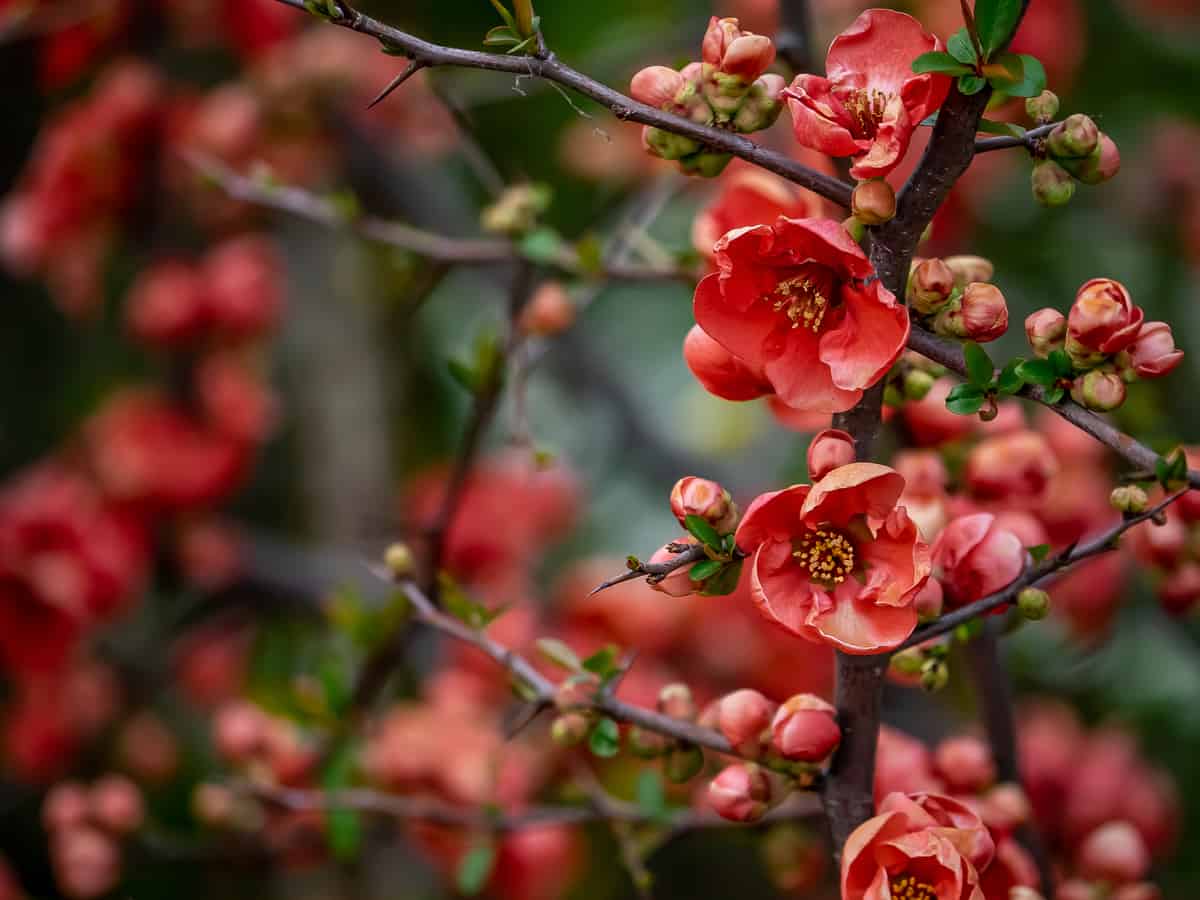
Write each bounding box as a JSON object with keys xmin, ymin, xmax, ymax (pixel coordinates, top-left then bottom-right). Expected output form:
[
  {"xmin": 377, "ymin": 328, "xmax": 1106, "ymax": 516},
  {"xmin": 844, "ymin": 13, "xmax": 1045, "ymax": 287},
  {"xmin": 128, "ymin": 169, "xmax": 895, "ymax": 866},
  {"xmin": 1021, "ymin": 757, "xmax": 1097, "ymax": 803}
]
[
  {"xmin": 974, "ymin": 120, "xmax": 1059, "ymax": 153},
  {"xmin": 588, "ymin": 544, "xmax": 711, "ymax": 595}
]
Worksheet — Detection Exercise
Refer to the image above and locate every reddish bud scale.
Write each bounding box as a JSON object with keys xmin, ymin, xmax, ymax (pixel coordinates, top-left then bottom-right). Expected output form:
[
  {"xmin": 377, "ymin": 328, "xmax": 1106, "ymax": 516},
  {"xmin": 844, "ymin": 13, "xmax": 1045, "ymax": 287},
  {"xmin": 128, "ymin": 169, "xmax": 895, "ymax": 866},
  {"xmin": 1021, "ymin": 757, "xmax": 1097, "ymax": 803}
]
[{"xmin": 769, "ymin": 694, "xmax": 840, "ymax": 762}]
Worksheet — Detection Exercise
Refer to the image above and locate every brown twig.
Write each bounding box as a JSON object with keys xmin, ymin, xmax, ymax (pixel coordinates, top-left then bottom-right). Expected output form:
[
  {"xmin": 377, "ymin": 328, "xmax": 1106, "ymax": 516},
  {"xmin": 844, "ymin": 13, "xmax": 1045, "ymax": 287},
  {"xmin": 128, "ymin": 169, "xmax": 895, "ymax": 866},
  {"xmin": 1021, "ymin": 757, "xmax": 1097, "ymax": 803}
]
[
  {"xmin": 973, "ymin": 120, "xmax": 1059, "ymax": 153},
  {"xmin": 269, "ymin": 0, "xmax": 853, "ymax": 207},
  {"xmin": 588, "ymin": 544, "xmax": 711, "ymax": 595}
]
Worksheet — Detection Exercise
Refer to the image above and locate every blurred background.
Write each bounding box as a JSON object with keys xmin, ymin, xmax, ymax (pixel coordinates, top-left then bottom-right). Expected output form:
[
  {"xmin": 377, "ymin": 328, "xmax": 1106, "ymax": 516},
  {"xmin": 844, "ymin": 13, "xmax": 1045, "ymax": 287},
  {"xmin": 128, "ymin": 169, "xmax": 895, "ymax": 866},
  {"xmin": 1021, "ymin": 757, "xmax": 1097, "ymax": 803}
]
[{"xmin": 3, "ymin": 0, "xmax": 1200, "ymax": 897}]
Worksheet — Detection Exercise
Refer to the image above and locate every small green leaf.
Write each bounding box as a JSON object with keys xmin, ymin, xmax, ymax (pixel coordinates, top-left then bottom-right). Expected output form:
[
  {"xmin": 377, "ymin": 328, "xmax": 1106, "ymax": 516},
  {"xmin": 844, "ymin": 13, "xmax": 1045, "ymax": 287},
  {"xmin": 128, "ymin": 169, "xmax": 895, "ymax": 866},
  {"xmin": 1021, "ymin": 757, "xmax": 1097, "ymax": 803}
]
[
  {"xmin": 447, "ymin": 358, "xmax": 479, "ymax": 393},
  {"xmin": 996, "ymin": 359, "xmax": 1026, "ymax": 395},
  {"xmin": 688, "ymin": 559, "xmax": 724, "ymax": 582},
  {"xmin": 958, "ymin": 74, "xmax": 988, "ymax": 95},
  {"xmin": 441, "ymin": 574, "xmax": 505, "ymax": 629},
  {"xmin": 322, "ymin": 745, "xmax": 362, "ymax": 861},
  {"xmin": 1043, "ymin": 385, "xmax": 1065, "ymax": 404},
  {"xmin": 974, "ymin": 0, "xmax": 1024, "ymax": 57},
  {"xmin": 1157, "ymin": 448, "xmax": 1189, "ymax": 489},
  {"xmin": 519, "ymin": 227, "xmax": 566, "ymax": 263},
  {"xmin": 1048, "ymin": 348, "xmax": 1074, "ymax": 378},
  {"xmin": 954, "ymin": 618, "xmax": 984, "ymax": 642},
  {"xmin": 1027, "ymin": 543, "xmax": 1051, "ymax": 563},
  {"xmin": 487, "ymin": 0, "xmax": 516, "ymax": 28},
  {"xmin": 588, "ymin": 717, "xmax": 621, "ymax": 758},
  {"xmin": 977, "ymin": 118, "xmax": 1026, "ymax": 138},
  {"xmin": 636, "ymin": 770, "xmax": 668, "ymax": 820},
  {"xmin": 963, "ymin": 342, "xmax": 994, "ymax": 387},
  {"xmin": 1014, "ymin": 358, "xmax": 1056, "ymax": 386},
  {"xmin": 702, "ymin": 559, "xmax": 743, "ymax": 596},
  {"xmin": 912, "ymin": 51, "xmax": 974, "ymax": 76},
  {"xmin": 457, "ymin": 843, "xmax": 497, "ymax": 896},
  {"xmin": 947, "ymin": 29, "xmax": 978, "ymax": 65},
  {"xmin": 945, "ymin": 382, "xmax": 985, "ymax": 415},
  {"xmin": 582, "ymin": 645, "xmax": 619, "ymax": 678},
  {"xmin": 684, "ymin": 514, "xmax": 721, "ymax": 550},
  {"xmin": 988, "ymin": 53, "xmax": 1046, "ymax": 98},
  {"xmin": 483, "ymin": 25, "xmax": 520, "ymax": 46},
  {"xmin": 537, "ymin": 638, "xmax": 583, "ymax": 672}
]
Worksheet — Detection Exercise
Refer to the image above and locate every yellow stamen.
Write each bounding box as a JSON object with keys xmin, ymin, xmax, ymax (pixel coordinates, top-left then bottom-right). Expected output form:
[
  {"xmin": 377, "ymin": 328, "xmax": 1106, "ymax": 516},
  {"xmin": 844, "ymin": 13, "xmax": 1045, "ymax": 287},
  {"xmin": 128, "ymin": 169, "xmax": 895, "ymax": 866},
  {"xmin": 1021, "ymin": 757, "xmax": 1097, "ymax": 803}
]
[
  {"xmin": 844, "ymin": 88, "xmax": 888, "ymax": 137},
  {"xmin": 769, "ymin": 276, "xmax": 830, "ymax": 333},
  {"xmin": 793, "ymin": 528, "xmax": 855, "ymax": 585},
  {"xmin": 889, "ymin": 874, "xmax": 937, "ymax": 900}
]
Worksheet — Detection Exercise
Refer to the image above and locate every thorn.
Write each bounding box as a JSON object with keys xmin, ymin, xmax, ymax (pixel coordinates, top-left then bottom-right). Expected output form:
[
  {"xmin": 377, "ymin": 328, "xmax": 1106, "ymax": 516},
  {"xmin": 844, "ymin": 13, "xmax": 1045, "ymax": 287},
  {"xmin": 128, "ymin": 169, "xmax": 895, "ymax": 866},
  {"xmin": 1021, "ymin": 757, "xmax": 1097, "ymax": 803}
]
[
  {"xmin": 587, "ymin": 569, "xmax": 643, "ymax": 595},
  {"xmin": 503, "ymin": 701, "xmax": 547, "ymax": 740},
  {"xmin": 367, "ymin": 59, "xmax": 425, "ymax": 110}
]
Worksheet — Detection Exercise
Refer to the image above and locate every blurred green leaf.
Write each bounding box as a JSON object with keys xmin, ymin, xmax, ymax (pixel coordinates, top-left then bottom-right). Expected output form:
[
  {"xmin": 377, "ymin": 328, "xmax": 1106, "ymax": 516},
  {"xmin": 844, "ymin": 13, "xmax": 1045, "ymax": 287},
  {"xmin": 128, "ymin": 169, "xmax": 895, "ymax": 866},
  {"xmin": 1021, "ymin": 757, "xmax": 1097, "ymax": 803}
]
[
  {"xmin": 688, "ymin": 559, "xmax": 723, "ymax": 582},
  {"xmin": 519, "ymin": 227, "xmax": 567, "ymax": 264},
  {"xmin": 582, "ymin": 645, "xmax": 620, "ymax": 678},
  {"xmin": 636, "ymin": 769, "xmax": 667, "ymax": 820},
  {"xmin": 457, "ymin": 842, "xmax": 497, "ymax": 896},
  {"xmin": 589, "ymin": 717, "xmax": 621, "ymax": 758},
  {"xmin": 538, "ymin": 637, "xmax": 583, "ymax": 672},
  {"xmin": 701, "ymin": 560, "xmax": 743, "ymax": 596},
  {"xmin": 945, "ymin": 382, "xmax": 985, "ymax": 415},
  {"xmin": 322, "ymin": 745, "xmax": 362, "ymax": 862},
  {"xmin": 1028, "ymin": 543, "xmax": 1051, "ymax": 563}
]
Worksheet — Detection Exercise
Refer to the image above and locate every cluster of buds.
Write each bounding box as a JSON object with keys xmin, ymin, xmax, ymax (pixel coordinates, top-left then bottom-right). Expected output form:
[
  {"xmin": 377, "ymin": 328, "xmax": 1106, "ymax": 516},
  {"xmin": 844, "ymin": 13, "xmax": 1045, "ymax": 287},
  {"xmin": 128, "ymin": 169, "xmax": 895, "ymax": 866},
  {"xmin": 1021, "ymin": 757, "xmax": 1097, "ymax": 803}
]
[
  {"xmin": 630, "ymin": 18, "xmax": 783, "ymax": 176},
  {"xmin": 907, "ymin": 255, "xmax": 1009, "ymax": 344},
  {"xmin": 623, "ymin": 683, "xmax": 706, "ymax": 785},
  {"xmin": 648, "ymin": 476, "xmax": 742, "ymax": 597},
  {"xmin": 43, "ymin": 776, "xmax": 144, "ymax": 898},
  {"xmin": 1024, "ymin": 278, "xmax": 1184, "ymax": 411},
  {"xmin": 1030, "ymin": 107, "xmax": 1121, "ymax": 207}
]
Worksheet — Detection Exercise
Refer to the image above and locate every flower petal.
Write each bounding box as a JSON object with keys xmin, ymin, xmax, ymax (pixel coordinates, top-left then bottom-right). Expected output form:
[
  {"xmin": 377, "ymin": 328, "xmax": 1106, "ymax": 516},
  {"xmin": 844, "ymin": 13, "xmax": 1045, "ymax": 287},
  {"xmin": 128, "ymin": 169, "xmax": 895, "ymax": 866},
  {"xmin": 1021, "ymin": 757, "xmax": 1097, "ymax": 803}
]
[
  {"xmin": 736, "ymin": 486, "xmax": 811, "ymax": 551},
  {"xmin": 800, "ymin": 462, "xmax": 905, "ymax": 527},
  {"xmin": 811, "ymin": 577, "xmax": 917, "ymax": 653},
  {"xmin": 693, "ymin": 271, "xmax": 781, "ymax": 368},
  {"xmin": 748, "ymin": 540, "xmax": 826, "ymax": 641},
  {"xmin": 785, "ymin": 74, "xmax": 864, "ymax": 158},
  {"xmin": 820, "ymin": 280, "xmax": 910, "ymax": 392},
  {"xmin": 763, "ymin": 324, "xmax": 861, "ymax": 413},
  {"xmin": 826, "ymin": 9, "xmax": 942, "ymax": 97}
]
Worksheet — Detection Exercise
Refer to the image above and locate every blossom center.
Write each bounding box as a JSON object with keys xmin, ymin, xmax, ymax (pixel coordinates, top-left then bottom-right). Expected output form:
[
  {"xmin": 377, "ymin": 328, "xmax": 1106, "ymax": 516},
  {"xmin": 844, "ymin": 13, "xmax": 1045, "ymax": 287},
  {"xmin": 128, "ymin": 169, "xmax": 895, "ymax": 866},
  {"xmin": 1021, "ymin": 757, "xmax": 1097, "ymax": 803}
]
[
  {"xmin": 793, "ymin": 527, "xmax": 855, "ymax": 585},
  {"xmin": 890, "ymin": 874, "xmax": 937, "ymax": 900},
  {"xmin": 768, "ymin": 266, "xmax": 836, "ymax": 332},
  {"xmin": 844, "ymin": 88, "xmax": 888, "ymax": 138}
]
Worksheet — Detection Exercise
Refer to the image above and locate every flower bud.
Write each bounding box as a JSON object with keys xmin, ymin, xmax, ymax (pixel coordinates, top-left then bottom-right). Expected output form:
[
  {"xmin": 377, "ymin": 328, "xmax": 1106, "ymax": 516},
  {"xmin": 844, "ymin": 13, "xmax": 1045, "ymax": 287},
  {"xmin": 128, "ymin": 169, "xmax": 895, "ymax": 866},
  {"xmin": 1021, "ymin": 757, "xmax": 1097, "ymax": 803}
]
[
  {"xmin": 383, "ymin": 542, "xmax": 415, "ymax": 579},
  {"xmin": 647, "ymin": 540, "xmax": 704, "ymax": 597},
  {"xmin": 1071, "ymin": 369, "xmax": 1126, "ymax": 411},
  {"xmin": 903, "ymin": 369, "xmax": 935, "ymax": 401},
  {"xmin": 657, "ymin": 683, "xmax": 697, "ymax": 720},
  {"xmin": 1076, "ymin": 821, "xmax": 1150, "ymax": 885},
  {"xmin": 943, "ymin": 255, "xmax": 994, "ymax": 288},
  {"xmin": 890, "ymin": 647, "xmax": 926, "ymax": 676},
  {"xmin": 630, "ymin": 65, "xmax": 689, "ymax": 109},
  {"xmin": 908, "ymin": 258, "xmax": 956, "ymax": 315},
  {"xmin": 550, "ymin": 712, "xmax": 591, "ymax": 747},
  {"xmin": 981, "ymin": 782, "xmax": 1031, "ymax": 833},
  {"xmin": 1024, "ymin": 308, "xmax": 1066, "ymax": 357},
  {"xmin": 1110, "ymin": 484, "xmax": 1149, "ymax": 515},
  {"xmin": 1069, "ymin": 278, "xmax": 1143, "ymax": 355},
  {"xmin": 732, "ymin": 74, "xmax": 785, "ymax": 133},
  {"xmin": 670, "ymin": 477, "xmax": 738, "ymax": 535},
  {"xmin": 1067, "ymin": 134, "xmax": 1121, "ymax": 185},
  {"xmin": 664, "ymin": 742, "xmax": 705, "ymax": 783},
  {"xmin": 1032, "ymin": 159, "xmax": 1075, "ymax": 207},
  {"xmin": 1025, "ymin": 90, "xmax": 1059, "ymax": 123},
  {"xmin": 642, "ymin": 125, "xmax": 702, "ymax": 162},
  {"xmin": 44, "ymin": 782, "xmax": 90, "ymax": 833},
  {"xmin": 519, "ymin": 281, "xmax": 575, "ymax": 337},
  {"xmin": 214, "ymin": 701, "xmax": 266, "ymax": 763},
  {"xmin": 851, "ymin": 179, "xmax": 895, "ymax": 226},
  {"xmin": 713, "ymin": 689, "xmax": 775, "ymax": 759},
  {"xmin": 806, "ymin": 428, "xmax": 855, "ymax": 481},
  {"xmin": 936, "ymin": 283, "xmax": 1009, "ymax": 343},
  {"xmin": 934, "ymin": 735, "xmax": 996, "ymax": 792},
  {"xmin": 769, "ymin": 694, "xmax": 840, "ymax": 762},
  {"xmin": 89, "ymin": 774, "xmax": 144, "ymax": 834},
  {"xmin": 628, "ymin": 726, "xmax": 670, "ymax": 758},
  {"xmin": 1017, "ymin": 587, "xmax": 1051, "ymax": 621},
  {"xmin": 681, "ymin": 149, "xmax": 734, "ymax": 178},
  {"xmin": 920, "ymin": 658, "xmax": 949, "ymax": 693},
  {"xmin": 1124, "ymin": 321, "xmax": 1184, "ymax": 379},
  {"xmin": 702, "ymin": 17, "xmax": 776, "ymax": 82},
  {"xmin": 913, "ymin": 577, "xmax": 944, "ymax": 620},
  {"xmin": 1047, "ymin": 113, "xmax": 1100, "ymax": 159},
  {"xmin": 554, "ymin": 675, "xmax": 598, "ymax": 712},
  {"xmin": 707, "ymin": 763, "xmax": 783, "ymax": 823}
]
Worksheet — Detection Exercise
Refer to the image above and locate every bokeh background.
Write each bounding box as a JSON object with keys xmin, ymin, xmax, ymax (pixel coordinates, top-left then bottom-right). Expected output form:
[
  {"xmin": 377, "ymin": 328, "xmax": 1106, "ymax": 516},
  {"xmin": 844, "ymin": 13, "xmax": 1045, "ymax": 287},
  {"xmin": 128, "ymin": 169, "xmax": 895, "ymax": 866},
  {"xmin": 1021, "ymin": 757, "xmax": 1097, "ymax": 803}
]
[{"xmin": 4, "ymin": 0, "xmax": 1200, "ymax": 897}]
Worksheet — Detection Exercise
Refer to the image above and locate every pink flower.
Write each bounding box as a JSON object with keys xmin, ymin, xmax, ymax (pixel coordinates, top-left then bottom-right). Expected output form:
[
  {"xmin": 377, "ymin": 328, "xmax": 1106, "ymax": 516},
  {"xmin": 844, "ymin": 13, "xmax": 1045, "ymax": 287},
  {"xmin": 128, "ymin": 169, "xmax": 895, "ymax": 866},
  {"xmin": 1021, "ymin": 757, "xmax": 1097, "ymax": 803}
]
[
  {"xmin": 735, "ymin": 463, "xmax": 930, "ymax": 653},
  {"xmin": 784, "ymin": 10, "xmax": 951, "ymax": 178},
  {"xmin": 1125, "ymin": 321, "xmax": 1184, "ymax": 378},
  {"xmin": 692, "ymin": 217, "xmax": 908, "ymax": 414},
  {"xmin": 1067, "ymin": 278, "xmax": 1144, "ymax": 356},
  {"xmin": 807, "ymin": 428, "xmax": 856, "ymax": 481},
  {"xmin": 964, "ymin": 431, "xmax": 1058, "ymax": 503},
  {"xmin": 932, "ymin": 514, "xmax": 1025, "ymax": 607},
  {"xmin": 841, "ymin": 792, "xmax": 994, "ymax": 900}
]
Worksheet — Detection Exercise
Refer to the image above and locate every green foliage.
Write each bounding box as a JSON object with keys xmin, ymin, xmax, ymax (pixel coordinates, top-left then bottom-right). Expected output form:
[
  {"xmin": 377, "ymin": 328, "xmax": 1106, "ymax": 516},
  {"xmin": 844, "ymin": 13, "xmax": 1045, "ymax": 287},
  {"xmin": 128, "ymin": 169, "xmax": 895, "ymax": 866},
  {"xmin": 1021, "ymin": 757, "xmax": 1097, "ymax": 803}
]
[
  {"xmin": 457, "ymin": 842, "xmax": 497, "ymax": 896},
  {"xmin": 687, "ymin": 558, "xmax": 723, "ymax": 582},
  {"xmin": 683, "ymin": 514, "xmax": 721, "ymax": 550},
  {"xmin": 588, "ymin": 717, "xmax": 621, "ymax": 757},
  {"xmin": 441, "ymin": 573, "xmax": 508, "ymax": 629},
  {"xmin": 945, "ymin": 382, "xmax": 986, "ymax": 415},
  {"xmin": 912, "ymin": 52, "xmax": 974, "ymax": 76},
  {"xmin": 973, "ymin": 0, "xmax": 1024, "ymax": 58},
  {"xmin": 537, "ymin": 637, "xmax": 583, "ymax": 671},
  {"xmin": 963, "ymin": 342, "xmax": 995, "ymax": 387}
]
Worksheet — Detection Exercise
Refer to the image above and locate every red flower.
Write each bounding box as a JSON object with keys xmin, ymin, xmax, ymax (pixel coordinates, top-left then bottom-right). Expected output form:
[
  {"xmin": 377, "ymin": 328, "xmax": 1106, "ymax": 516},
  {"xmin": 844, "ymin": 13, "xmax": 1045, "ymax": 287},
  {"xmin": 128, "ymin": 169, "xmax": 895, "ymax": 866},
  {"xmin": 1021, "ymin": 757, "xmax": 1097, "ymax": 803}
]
[
  {"xmin": 692, "ymin": 163, "xmax": 817, "ymax": 265},
  {"xmin": 842, "ymin": 792, "xmax": 994, "ymax": 900},
  {"xmin": 784, "ymin": 10, "xmax": 950, "ymax": 179},
  {"xmin": 931, "ymin": 514, "xmax": 1024, "ymax": 607},
  {"xmin": 735, "ymin": 463, "xmax": 930, "ymax": 653},
  {"xmin": 692, "ymin": 217, "xmax": 908, "ymax": 414}
]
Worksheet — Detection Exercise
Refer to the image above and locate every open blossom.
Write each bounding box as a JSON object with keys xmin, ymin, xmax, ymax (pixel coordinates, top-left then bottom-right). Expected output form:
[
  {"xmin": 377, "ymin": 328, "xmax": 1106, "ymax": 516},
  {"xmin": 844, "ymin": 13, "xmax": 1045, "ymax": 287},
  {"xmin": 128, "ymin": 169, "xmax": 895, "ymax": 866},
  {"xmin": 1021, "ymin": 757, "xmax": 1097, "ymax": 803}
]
[
  {"xmin": 964, "ymin": 431, "xmax": 1058, "ymax": 503},
  {"xmin": 784, "ymin": 10, "xmax": 951, "ymax": 178},
  {"xmin": 1067, "ymin": 278, "xmax": 1144, "ymax": 358},
  {"xmin": 692, "ymin": 217, "xmax": 908, "ymax": 414},
  {"xmin": 932, "ymin": 514, "xmax": 1025, "ymax": 607},
  {"xmin": 692, "ymin": 164, "xmax": 817, "ymax": 265},
  {"xmin": 735, "ymin": 463, "xmax": 930, "ymax": 653},
  {"xmin": 842, "ymin": 792, "xmax": 995, "ymax": 900}
]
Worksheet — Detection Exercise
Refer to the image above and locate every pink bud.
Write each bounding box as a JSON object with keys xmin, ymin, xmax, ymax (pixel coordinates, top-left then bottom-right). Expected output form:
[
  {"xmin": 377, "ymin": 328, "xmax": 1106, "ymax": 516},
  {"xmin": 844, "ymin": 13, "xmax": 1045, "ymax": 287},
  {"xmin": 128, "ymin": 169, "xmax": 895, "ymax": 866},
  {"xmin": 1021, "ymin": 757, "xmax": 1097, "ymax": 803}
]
[
  {"xmin": 714, "ymin": 689, "xmax": 775, "ymax": 758},
  {"xmin": 43, "ymin": 782, "xmax": 90, "ymax": 833},
  {"xmin": 806, "ymin": 428, "xmax": 855, "ymax": 481},
  {"xmin": 1047, "ymin": 113, "xmax": 1100, "ymax": 159},
  {"xmin": 670, "ymin": 476, "xmax": 738, "ymax": 534},
  {"xmin": 1025, "ymin": 308, "xmax": 1067, "ymax": 357},
  {"xmin": 964, "ymin": 431, "xmax": 1057, "ymax": 503},
  {"xmin": 53, "ymin": 826, "xmax": 121, "ymax": 899},
  {"xmin": 959, "ymin": 282, "xmax": 1009, "ymax": 343},
  {"xmin": 1073, "ymin": 134, "xmax": 1121, "ymax": 185},
  {"xmin": 909, "ymin": 258, "xmax": 955, "ymax": 315},
  {"xmin": 769, "ymin": 694, "xmax": 840, "ymax": 762},
  {"xmin": 893, "ymin": 449, "xmax": 947, "ymax": 498},
  {"xmin": 1070, "ymin": 369, "xmax": 1126, "ymax": 412},
  {"xmin": 657, "ymin": 683, "xmax": 697, "ymax": 720},
  {"xmin": 1076, "ymin": 821, "xmax": 1150, "ymax": 885},
  {"xmin": 647, "ymin": 538, "xmax": 703, "ymax": 597},
  {"xmin": 706, "ymin": 763, "xmax": 775, "ymax": 822},
  {"xmin": 701, "ymin": 17, "xmax": 775, "ymax": 81},
  {"xmin": 934, "ymin": 735, "xmax": 997, "ymax": 793},
  {"xmin": 980, "ymin": 783, "xmax": 1031, "ymax": 834},
  {"xmin": 213, "ymin": 701, "xmax": 266, "ymax": 763},
  {"xmin": 88, "ymin": 774, "xmax": 144, "ymax": 834},
  {"xmin": 1069, "ymin": 278, "xmax": 1143, "ymax": 355},
  {"xmin": 850, "ymin": 179, "xmax": 895, "ymax": 226},
  {"xmin": 1125, "ymin": 321, "xmax": 1183, "ymax": 379},
  {"xmin": 944, "ymin": 255, "xmax": 994, "ymax": 287},
  {"xmin": 630, "ymin": 65, "xmax": 688, "ymax": 110},
  {"xmin": 519, "ymin": 281, "xmax": 575, "ymax": 337}
]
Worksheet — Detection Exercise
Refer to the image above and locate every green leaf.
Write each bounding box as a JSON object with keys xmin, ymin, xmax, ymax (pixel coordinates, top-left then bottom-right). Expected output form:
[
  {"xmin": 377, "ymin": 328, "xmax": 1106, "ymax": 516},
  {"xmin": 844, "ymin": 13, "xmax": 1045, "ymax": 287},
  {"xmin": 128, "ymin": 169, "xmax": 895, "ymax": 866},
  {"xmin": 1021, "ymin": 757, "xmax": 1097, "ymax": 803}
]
[
  {"xmin": 447, "ymin": 358, "xmax": 479, "ymax": 393},
  {"xmin": 457, "ymin": 843, "xmax": 497, "ymax": 896},
  {"xmin": 588, "ymin": 717, "xmax": 621, "ymax": 758},
  {"xmin": 536, "ymin": 638, "xmax": 582, "ymax": 672},
  {"xmin": 1157, "ymin": 448, "xmax": 1189, "ymax": 489},
  {"xmin": 574, "ymin": 235, "xmax": 604, "ymax": 275},
  {"xmin": 947, "ymin": 29, "xmax": 978, "ymax": 64},
  {"xmin": 988, "ymin": 53, "xmax": 1046, "ymax": 98},
  {"xmin": 963, "ymin": 342, "xmax": 994, "ymax": 387},
  {"xmin": 441, "ymin": 574, "xmax": 506, "ymax": 629},
  {"xmin": 958, "ymin": 74, "xmax": 988, "ymax": 95},
  {"xmin": 519, "ymin": 227, "xmax": 566, "ymax": 263},
  {"xmin": 977, "ymin": 118, "xmax": 1026, "ymax": 138},
  {"xmin": 636, "ymin": 769, "xmax": 667, "ymax": 820},
  {"xmin": 974, "ymin": 0, "xmax": 1023, "ymax": 57},
  {"xmin": 582, "ymin": 645, "xmax": 619, "ymax": 678},
  {"xmin": 945, "ymin": 382, "xmax": 985, "ymax": 415},
  {"xmin": 1014, "ymin": 358, "xmax": 1056, "ymax": 386},
  {"xmin": 688, "ymin": 559, "xmax": 724, "ymax": 582},
  {"xmin": 996, "ymin": 359, "xmax": 1026, "ymax": 395},
  {"xmin": 912, "ymin": 51, "xmax": 974, "ymax": 76},
  {"xmin": 1048, "ymin": 348, "xmax": 1074, "ymax": 378},
  {"xmin": 483, "ymin": 24, "xmax": 521, "ymax": 46},
  {"xmin": 1043, "ymin": 385, "xmax": 1064, "ymax": 404},
  {"xmin": 684, "ymin": 514, "xmax": 721, "ymax": 550},
  {"xmin": 322, "ymin": 746, "xmax": 362, "ymax": 862},
  {"xmin": 1027, "ymin": 543, "xmax": 1051, "ymax": 563},
  {"xmin": 487, "ymin": 0, "xmax": 516, "ymax": 28},
  {"xmin": 702, "ymin": 559, "xmax": 743, "ymax": 596}
]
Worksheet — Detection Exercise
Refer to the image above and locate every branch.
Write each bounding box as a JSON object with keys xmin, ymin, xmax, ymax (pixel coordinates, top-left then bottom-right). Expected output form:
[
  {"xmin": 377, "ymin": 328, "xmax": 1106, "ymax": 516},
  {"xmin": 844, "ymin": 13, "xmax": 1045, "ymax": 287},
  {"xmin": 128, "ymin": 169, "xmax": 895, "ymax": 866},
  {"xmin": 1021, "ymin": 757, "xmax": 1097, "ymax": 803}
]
[
  {"xmin": 187, "ymin": 153, "xmax": 691, "ymax": 282},
  {"xmin": 269, "ymin": 0, "xmax": 852, "ymax": 207},
  {"xmin": 896, "ymin": 489, "xmax": 1190, "ymax": 650},
  {"xmin": 973, "ymin": 120, "xmax": 1059, "ymax": 154},
  {"xmin": 906, "ymin": 324, "xmax": 1200, "ymax": 490},
  {"xmin": 588, "ymin": 543, "xmax": 711, "ymax": 595}
]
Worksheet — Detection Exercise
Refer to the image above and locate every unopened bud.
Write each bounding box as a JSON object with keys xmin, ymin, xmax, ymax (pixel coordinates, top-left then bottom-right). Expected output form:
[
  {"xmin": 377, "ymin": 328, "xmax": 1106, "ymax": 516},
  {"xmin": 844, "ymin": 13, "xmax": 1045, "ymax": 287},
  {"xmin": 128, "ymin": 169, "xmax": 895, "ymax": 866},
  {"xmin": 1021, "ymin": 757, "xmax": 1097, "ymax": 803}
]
[
  {"xmin": 769, "ymin": 695, "xmax": 840, "ymax": 762},
  {"xmin": 630, "ymin": 65, "xmax": 688, "ymax": 110},
  {"xmin": 1123, "ymin": 321, "xmax": 1184, "ymax": 379},
  {"xmin": 903, "ymin": 369, "xmax": 935, "ymax": 401},
  {"xmin": 664, "ymin": 742, "xmax": 705, "ymax": 783},
  {"xmin": 1025, "ymin": 90, "xmax": 1059, "ymax": 123},
  {"xmin": 1047, "ymin": 113, "xmax": 1100, "ymax": 159},
  {"xmin": 1017, "ymin": 587, "xmax": 1050, "ymax": 620},
  {"xmin": 890, "ymin": 647, "xmax": 926, "ymax": 676},
  {"xmin": 920, "ymin": 658, "xmax": 949, "ymax": 693},
  {"xmin": 706, "ymin": 763, "xmax": 783, "ymax": 823},
  {"xmin": 554, "ymin": 675, "xmax": 598, "ymax": 712},
  {"xmin": 733, "ymin": 74, "xmax": 785, "ymax": 134},
  {"xmin": 934, "ymin": 736, "xmax": 996, "ymax": 792},
  {"xmin": 551, "ymin": 712, "xmax": 591, "ymax": 747},
  {"xmin": 628, "ymin": 726, "xmax": 670, "ymax": 758},
  {"xmin": 657, "ymin": 683, "xmax": 697, "ymax": 720},
  {"xmin": 935, "ymin": 283, "xmax": 1008, "ymax": 343},
  {"xmin": 1071, "ymin": 369, "xmax": 1126, "ymax": 411},
  {"xmin": 908, "ymin": 258, "xmax": 956, "ymax": 315},
  {"xmin": 702, "ymin": 17, "xmax": 775, "ymax": 82},
  {"xmin": 851, "ymin": 179, "xmax": 896, "ymax": 226},
  {"xmin": 806, "ymin": 428, "xmax": 855, "ymax": 481},
  {"xmin": 1110, "ymin": 484, "xmax": 1149, "ymax": 515},
  {"xmin": 680, "ymin": 149, "xmax": 734, "ymax": 178},
  {"xmin": 1070, "ymin": 133, "xmax": 1121, "ymax": 185},
  {"xmin": 519, "ymin": 281, "xmax": 575, "ymax": 337},
  {"xmin": 670, "ymin": 477, "xmax": 738, "ymax": 535},
  {"xmin": 642, "ymin": 125, "xmax": 702, "ymax": 162},
  {"xmin": 943, "ymin": 255, "xmax": 994, "ymax": 288},
  {"xmin": 1025, "ymin": 308, "xmax": 1066, "ymax": 357},
  {"xmin": 1032, "ymin": 159, "xmax": 1075, "ymax": 207},
  {"xmin": 1077, "ymin": 821, "xmax": 1150, "ymax": 885},
  {"xmin": 383, "ymin": 542, "xmax": 415, "ymax": 579},
  {"xmin": 713, "ymin": 689, "xmax": 775, "ymax": 759}
]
